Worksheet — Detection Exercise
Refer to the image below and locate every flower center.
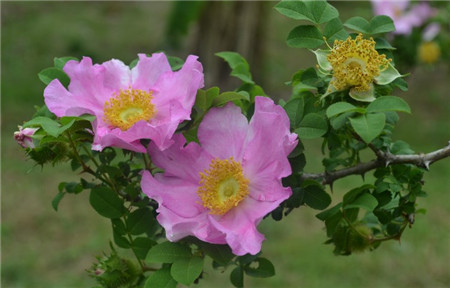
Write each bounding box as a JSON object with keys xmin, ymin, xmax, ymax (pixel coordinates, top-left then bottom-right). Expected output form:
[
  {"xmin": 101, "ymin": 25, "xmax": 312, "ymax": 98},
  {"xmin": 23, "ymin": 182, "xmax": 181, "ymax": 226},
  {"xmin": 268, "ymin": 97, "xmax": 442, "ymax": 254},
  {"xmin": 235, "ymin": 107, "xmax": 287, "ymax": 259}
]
[
  {"xmin": 197, "ymin": 157, "xmax": 250, "ymax": 215},
  {"xmin": 327, "ymin": 34, "xmax": 390, "ymax": 92},
  {"xmin": 103, "ymin": 88, "xmax": 156, "ymax": 131}
]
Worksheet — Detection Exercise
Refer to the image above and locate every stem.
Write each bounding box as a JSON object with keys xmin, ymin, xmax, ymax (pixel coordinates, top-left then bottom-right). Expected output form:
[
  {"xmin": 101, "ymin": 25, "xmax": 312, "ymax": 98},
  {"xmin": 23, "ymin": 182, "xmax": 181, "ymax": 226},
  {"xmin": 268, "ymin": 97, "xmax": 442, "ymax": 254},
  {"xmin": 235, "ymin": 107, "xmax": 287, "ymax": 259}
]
[{"xmin": 301, "ymin": 141, "xmax": 450, "ymax": 185}]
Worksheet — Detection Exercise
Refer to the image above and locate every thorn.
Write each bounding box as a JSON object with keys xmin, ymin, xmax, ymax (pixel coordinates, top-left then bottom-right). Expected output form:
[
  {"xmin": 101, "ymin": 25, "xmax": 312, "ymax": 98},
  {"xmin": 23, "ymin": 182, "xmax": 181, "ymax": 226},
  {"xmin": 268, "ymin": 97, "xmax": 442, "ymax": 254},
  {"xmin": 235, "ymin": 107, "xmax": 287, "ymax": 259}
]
[
  {"xmin": 361, "ymin": 173, "xmax": 365, "ymax": 181},
  {"xmin": 385, "ymin": 160, "xmax": 391, "ymax": 167},
  {"xmin": 329, "ymin": 182, "xmax": 334, "ymax": 193},
  {"xmin": 423, "ymin": 160, "xmax": 431, "ymax": 170}
]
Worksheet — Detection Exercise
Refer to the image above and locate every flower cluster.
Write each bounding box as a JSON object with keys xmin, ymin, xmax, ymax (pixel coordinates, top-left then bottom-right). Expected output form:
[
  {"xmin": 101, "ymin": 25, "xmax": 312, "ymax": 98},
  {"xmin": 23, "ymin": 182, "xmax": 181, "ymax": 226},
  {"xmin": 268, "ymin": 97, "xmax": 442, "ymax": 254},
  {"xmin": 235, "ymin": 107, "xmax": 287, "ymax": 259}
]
[{"xmin": 24, "ymin": 53, "xmax": 298, "ymax": 256}]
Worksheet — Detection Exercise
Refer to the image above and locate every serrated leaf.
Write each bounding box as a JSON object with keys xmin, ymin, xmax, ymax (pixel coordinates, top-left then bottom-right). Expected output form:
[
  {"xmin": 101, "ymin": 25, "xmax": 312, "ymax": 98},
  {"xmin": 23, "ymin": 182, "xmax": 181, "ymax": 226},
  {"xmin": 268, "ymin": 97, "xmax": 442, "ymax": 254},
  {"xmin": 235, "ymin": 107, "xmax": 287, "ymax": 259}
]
[
  {"xmin": 303, "ymin": 185, "xmax": 331, "ymax": 210},
  {"xmin": 287, "ymin": 25, "xmax": 324, "ymax": 49},
  {"xmin": 349, "ymin": 113, "xmax": 386, "ymax": 143},
  {"xmin": 145, "ymin": 267, "xmax": 177, "ymax": 288},
  {"xmin": 296, "ymin": 113, "xmax": 328, "ymax": 139},
  {"xmin": 170, "ymin": 256, "xmax": 204, "ymax": 285},
  {"xmin": 344, "ymin": 193, "xmax": 378, "ymax": 211},
  {"xmin": 213, "ymin": 91, "xmax": 249, "ymax": 106},
  {"xmin": 215, "ymin": 51, "xmax": 254, "ymax": 84},
  {"xmin": 89, "ymin": 186, "xmax": 125, "ymax": 219},
  {"xmin": 367, "ymin": 96, "xmax": 411, "ymax": 114},
  {"xmin": 275, "ymin": 0, "xmax": 338, "ymax": 24},
  {"xmin": 324, "ymin": 18, "xmax": 349, "ymax": 42},
  {"xmin": 230, "ymin": 266, "xmax": 244, "ymax": 288},
  {"xmin": 132, "ymin": 237, "xmax": 156, "ymax": 260},
  {"xmin": 344, "ymin": 16, "xmax": 370, "ymax": 34},
  {"xmin": 51, "ymin": 191, "xmax": 65, "ymax": 211},
  {"xmin": 326, "ymin": 102, "xmax": 363, "ymax": 118},
  {"xmin": 284, "ymin": 97, "xmax": 305, "ymax": 129},
  {"xmin": 146, "ymin": 242, "xmax": 191, "ymax": 263},
  {"xmin": 244, "ymin": 257, "xmax": 275, "ymax": 278},
  {"xmin": 369, "ymin": 15, "xmax": 395, "ymax": 34},
  {"xmin": 127, "ymin": 207, "xmax": 155, "ymax": 235},
  {"xmin": 316, "ymin": 203, "xmax": 342, "ymax": 221},
  {"xmin": 200, "ymin": 243, "xmax": 234, "ymax": 266},
  {"xmin": 38, "ymin": 67, "xmax": 70, "ymax": 87}
]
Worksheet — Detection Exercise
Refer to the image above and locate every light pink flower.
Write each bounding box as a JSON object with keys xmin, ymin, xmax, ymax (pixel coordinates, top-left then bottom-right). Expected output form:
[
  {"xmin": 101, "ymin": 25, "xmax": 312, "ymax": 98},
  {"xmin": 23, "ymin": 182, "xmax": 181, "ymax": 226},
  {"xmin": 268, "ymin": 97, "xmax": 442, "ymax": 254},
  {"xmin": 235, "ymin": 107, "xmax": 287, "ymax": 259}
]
[
  {"xmin": 14, "ymin": 126, "xmax": 39, "ymax": 148},
  {"xmin": 371, "ymin": 0, "xmax": 436, "ymax": 35},
  {"xmin": 141, "ymin": 96, "xmax": 298, "ymax": 255},
  {"xmin": 44, "ymin": 53, "xmax": 204, "ymax": 152}
]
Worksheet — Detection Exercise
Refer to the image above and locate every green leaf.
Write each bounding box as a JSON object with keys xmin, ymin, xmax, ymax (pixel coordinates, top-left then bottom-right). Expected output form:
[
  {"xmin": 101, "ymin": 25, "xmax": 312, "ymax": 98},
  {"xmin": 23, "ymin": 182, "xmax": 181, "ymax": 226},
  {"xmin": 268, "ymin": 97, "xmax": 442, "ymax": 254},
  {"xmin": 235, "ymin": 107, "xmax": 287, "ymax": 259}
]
[
  {"xmin": 326, "ymin": 102, "xmax": 363, "ymax": 118},
  {"xmin": 367, "ymin": 96, "xmax": 411, "ymax": 114},
  {"xmin": 344, "ymin": 17, "xmax": 370, "ymax": 34},
  {"xmin": 213, "ymin": 91, "xmax": 250, "ymax": 107},
  {"xmin": 215, "ymin": 51, "xmax": 254, "ymax": 84},
  {"xmin": 287, "ymin": 25, "xmax": 324, "ymax": 49},
  {"xmin": 375, "ymin": 63, "xmax": 404, "ymax": 85},
  {"xmin": 284, "ymin": 97, "xmax": 305, "ymax": 128},
  {"xmin": 195, "ymin": 87, "xmax": 220, "ymax": 112},
  {"xmin": 344, "ymin": 193, "xmax": 378, "ymax": 211},
  {"xmin": 132, "ymin": 237, "xmax": 156, "ymax": 260},
  {"xmin": 170, "ymin": 256, "xmax": 204, "ymax": 285},
  {"xmin": 53, "ymin": 56, "xmax": 78, "ymax": 69},
  {"xmin": 275, "ymin": 0, "xmax": 339, "ymax": 24},
  {"xmin": 349, "ymin": 84, "xmax": 376, "ymax": 102},
  {"xmin": 349, "ymin": 113, "xmax": 386, "ymax": 143},
  {"xmin": 230, "ymin": 266, "xmax": 244, "ymax": 288},
  {"xmin": 167, "ymin": 56, "xmax": 184, "ymax": 71},
  {"xmin": 200, "ymin": 243, "xmax": 234, "ymax": 266},
  {"xmin": 38, "ymin": 67, "xmax": 70, "ymax": 87},
  {"xmin": 369, "ymin": 15, "xmax": 395, "ymax": 34},
  {"xmin": 375, "ymin": 37, "xmax": 396, "ymax": 50},
  {"xmin": 324, "ymin": 18, "xmax": 349, "ymax": 42},
  {"xmin": 51, "ymin": 191, "xmax": 65, "ymax": 211},
  {"xmin": 145, "ymin": 267, "xmax": 177, "ymax": 288},
  {"xmin": 303, "ymin": 184, "xmax": 331, "ymax": 210},
  {"xmin": 23, "ymin": 117, "xmax": 61, "ymax": 137},
  {"xmin": 296, "ymin": 113, "xmax": 328, "ymax": 139},
  {"xmin": 316, "ymin": 203, "xmax": 342, "ymax": 221},
  {"xmin": 244, "ymin": 257, "xmax": 275, "ymax": 278},
  {"xmin": 89, "ymin": 186, "xmax": 125, "ymax": 219},
  {"xmin": 146, "ymin": 241, "xmax": 191, "ymax": 263},
  {"xmin": 126, "ymin": 207, "xmax": 155, "ymax": 235}
]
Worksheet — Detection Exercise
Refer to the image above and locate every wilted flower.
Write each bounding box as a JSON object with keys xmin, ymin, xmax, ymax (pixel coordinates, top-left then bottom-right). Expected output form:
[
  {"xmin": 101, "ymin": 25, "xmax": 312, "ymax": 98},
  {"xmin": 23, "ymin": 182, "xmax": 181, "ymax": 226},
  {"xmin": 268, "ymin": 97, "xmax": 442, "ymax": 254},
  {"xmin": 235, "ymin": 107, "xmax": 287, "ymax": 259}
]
[
  {"xmin": 313, "ymin": 34, "xmax": 402, "ymax": 102},
  {"xmin": 44, "ymin": 53, "xmax": 204, "ymax": 152},
  {"xmin": 14, "ymin": 126, "xmax": 38, "ymax": 148},
  {"xmin": 141, "ymin": 97, "xmax": 298, "ymax": 255},
  {"xmin": 371, "ymin": 0, "xmax": 436, "ymax": 35}
]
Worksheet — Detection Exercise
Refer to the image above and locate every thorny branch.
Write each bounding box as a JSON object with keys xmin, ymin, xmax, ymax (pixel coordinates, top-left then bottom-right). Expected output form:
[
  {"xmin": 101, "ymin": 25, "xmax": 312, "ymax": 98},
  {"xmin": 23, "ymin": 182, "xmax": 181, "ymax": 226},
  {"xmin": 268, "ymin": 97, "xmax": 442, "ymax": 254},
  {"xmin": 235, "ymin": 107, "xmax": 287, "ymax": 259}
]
[{"xmin": 301, "ymin": 141, "xmax": 450, "ymax": 185}]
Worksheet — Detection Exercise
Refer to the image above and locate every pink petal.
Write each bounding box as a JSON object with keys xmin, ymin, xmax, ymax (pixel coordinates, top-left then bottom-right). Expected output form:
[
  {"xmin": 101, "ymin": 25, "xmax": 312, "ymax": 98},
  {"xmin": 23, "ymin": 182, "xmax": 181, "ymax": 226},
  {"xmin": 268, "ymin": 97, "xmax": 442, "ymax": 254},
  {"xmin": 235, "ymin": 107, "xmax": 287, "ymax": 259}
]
[
  {"xmin": 63, "ymin": 57, "xmax": 109, "ymax": 110},
  {"xmin": 141, "ymin": 171, "xmax": 226, "ymax": 243},
  {"xmin": 209, "ymin": 196, "xmax": 287, "ymax": 255},
  {"xmin": 44, "ymin": 79, "xmax": 96, "ymax": 117},
  {"xmin": 102, "ymin": 59, "xmax": 132, "ymax": 91},
  {"xmin": 243, "ymin": 97, "xmax": 298, "ymax": 191},
  {"xmin": 147, "ymin": 134, "xmax": 213, "ymax": 183},
  {"xmin": 198, "ymin": 102, "xmax": 249, "ymax": 161},
  {"xmin": 92, "ymin": 123, "xmax": 146, "ymax": 152},
  {"xmin": 150, "ymin": 55, "xmax": 204, "ymax": 133},
  {"xmin": 131, "ymin": 53, "xmax": 172, "ymax": 89}
]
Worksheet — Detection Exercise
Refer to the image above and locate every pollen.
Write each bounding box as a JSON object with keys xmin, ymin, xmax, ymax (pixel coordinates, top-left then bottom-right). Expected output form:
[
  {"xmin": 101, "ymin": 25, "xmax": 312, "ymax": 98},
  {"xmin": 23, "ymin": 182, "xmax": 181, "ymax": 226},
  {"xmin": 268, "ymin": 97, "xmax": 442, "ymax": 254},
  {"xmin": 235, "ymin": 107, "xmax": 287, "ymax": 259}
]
[
  {"xmin": 103, "ymin": 87, "xmax": 156, "ymax": 131},
  {"xmin": 197, "ymin": 157, "xmax": 250, "ymax": 215},
  {"xmin": 327, "ymin": 34, "xmax": 390, "ymax": 92}
]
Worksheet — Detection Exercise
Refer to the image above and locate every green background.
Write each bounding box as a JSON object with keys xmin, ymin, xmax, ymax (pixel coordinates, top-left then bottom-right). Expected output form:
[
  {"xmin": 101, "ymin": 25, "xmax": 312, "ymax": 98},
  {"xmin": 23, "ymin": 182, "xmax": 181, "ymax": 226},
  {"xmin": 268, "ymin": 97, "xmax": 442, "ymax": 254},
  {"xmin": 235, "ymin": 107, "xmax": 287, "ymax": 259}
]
[{"xmin": 2, "ymin": 2, "xmax": 449, "ymax": 287}]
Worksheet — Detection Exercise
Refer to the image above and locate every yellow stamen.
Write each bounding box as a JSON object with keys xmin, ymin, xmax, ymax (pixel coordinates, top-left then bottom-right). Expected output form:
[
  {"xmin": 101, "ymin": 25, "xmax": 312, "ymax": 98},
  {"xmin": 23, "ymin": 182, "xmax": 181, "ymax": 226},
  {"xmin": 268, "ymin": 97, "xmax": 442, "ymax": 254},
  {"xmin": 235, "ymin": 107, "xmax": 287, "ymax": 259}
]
[
  {"xmin": 197, "ymin": 157, "xmax": 249, "ymax": 215},
  {"xmin": 327, "ymin": 34, "xmax": 390, "ymax": 92},
  {"xmin": 103, "ymin": 88, "xmax": 156, "ymax": 131},
  {"xmin": 418, "ymin": 41, "xmax": 440, "ymax": 64}
]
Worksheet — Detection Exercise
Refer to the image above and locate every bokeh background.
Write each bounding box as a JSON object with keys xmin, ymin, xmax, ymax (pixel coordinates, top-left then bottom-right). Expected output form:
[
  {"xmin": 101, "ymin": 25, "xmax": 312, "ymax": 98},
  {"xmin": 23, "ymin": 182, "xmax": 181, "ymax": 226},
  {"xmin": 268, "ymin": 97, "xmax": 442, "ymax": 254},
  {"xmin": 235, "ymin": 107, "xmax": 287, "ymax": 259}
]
[{"xmin": 1, "ymin": 1, "xmax": 449, "ymax": 287}]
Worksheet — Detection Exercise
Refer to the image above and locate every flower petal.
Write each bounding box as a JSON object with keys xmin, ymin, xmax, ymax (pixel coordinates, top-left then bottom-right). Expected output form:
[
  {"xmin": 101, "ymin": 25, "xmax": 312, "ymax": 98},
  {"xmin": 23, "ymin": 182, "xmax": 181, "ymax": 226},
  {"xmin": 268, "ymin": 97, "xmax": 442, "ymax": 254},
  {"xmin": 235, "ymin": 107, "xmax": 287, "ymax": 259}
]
[
  {"xmin": 131, "ymin": 53, "xmax": 172, "ymax": 89},
  {"xmin": 102, "ymin": 59, "xmax": 131, "ymax": 91},
  {"xmin": 243, "ymin": 97, "xmax": 298, "ymax": 191},
  {"xmin": 198, "ymin": 102, "xmax": 249, "ymax": 161},
  {"xmin": 148, "ymin": 134, "xmax": 212, "ymax": 183},
  {"xmin": 141, "ymin": 171, "xmax": 226, "ymax": 243}
]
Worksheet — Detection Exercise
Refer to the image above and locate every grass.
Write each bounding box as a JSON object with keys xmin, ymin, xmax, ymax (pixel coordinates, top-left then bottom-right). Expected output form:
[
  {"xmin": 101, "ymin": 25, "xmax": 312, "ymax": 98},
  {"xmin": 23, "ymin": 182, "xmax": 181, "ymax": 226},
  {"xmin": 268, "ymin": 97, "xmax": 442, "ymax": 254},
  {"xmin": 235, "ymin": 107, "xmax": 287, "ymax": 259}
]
[{"xmin": 2, "ymin": 2, "xmax": 449, "ymax": 288}]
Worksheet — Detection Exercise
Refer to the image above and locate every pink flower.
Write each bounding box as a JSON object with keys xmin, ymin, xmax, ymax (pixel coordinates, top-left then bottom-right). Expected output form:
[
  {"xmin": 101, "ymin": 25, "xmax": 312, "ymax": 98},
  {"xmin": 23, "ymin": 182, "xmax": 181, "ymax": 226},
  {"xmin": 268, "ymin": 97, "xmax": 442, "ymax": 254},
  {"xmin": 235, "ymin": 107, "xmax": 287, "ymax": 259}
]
[
  {"xmin": 14, "ymin": 126, "xmax": 39, "ymax": 148},
  {"xmin": 44, "ymin": 53, "xmax": 204, "ymax": 152},
  {"xmin": 141, "ymin": 96, "xmax": 298, "ymax": 255},
  {"xmin": 371, "ymin": 0, "xmax": 436, "ymax": 35}
]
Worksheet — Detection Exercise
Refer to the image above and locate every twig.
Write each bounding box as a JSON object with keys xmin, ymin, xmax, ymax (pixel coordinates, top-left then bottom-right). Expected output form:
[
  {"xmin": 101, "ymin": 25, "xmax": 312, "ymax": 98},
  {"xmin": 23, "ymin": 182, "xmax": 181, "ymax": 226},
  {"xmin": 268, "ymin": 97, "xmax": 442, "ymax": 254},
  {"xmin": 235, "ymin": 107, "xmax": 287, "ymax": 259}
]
[{"xmin": 301, "ymin": 141, "xmax": 450, "ymax": 185}]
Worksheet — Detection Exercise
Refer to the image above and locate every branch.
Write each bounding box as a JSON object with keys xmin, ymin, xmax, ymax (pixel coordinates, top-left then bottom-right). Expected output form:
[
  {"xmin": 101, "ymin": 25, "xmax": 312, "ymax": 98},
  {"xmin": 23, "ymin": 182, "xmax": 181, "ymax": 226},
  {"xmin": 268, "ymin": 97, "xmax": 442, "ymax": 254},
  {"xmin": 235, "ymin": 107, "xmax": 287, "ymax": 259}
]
[{"xmin": 301, "ymin": 141, "xmax": 450, "ymax": 185}]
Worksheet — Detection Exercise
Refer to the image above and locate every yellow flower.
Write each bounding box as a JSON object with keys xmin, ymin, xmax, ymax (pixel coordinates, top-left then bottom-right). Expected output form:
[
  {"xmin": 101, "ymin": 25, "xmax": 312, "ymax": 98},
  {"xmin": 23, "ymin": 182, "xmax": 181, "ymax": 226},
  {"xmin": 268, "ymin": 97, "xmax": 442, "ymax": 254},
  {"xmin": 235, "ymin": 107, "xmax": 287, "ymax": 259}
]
[{"xmin": 418, "ymin": 41, "xmax": 440, "ymax": 64}]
